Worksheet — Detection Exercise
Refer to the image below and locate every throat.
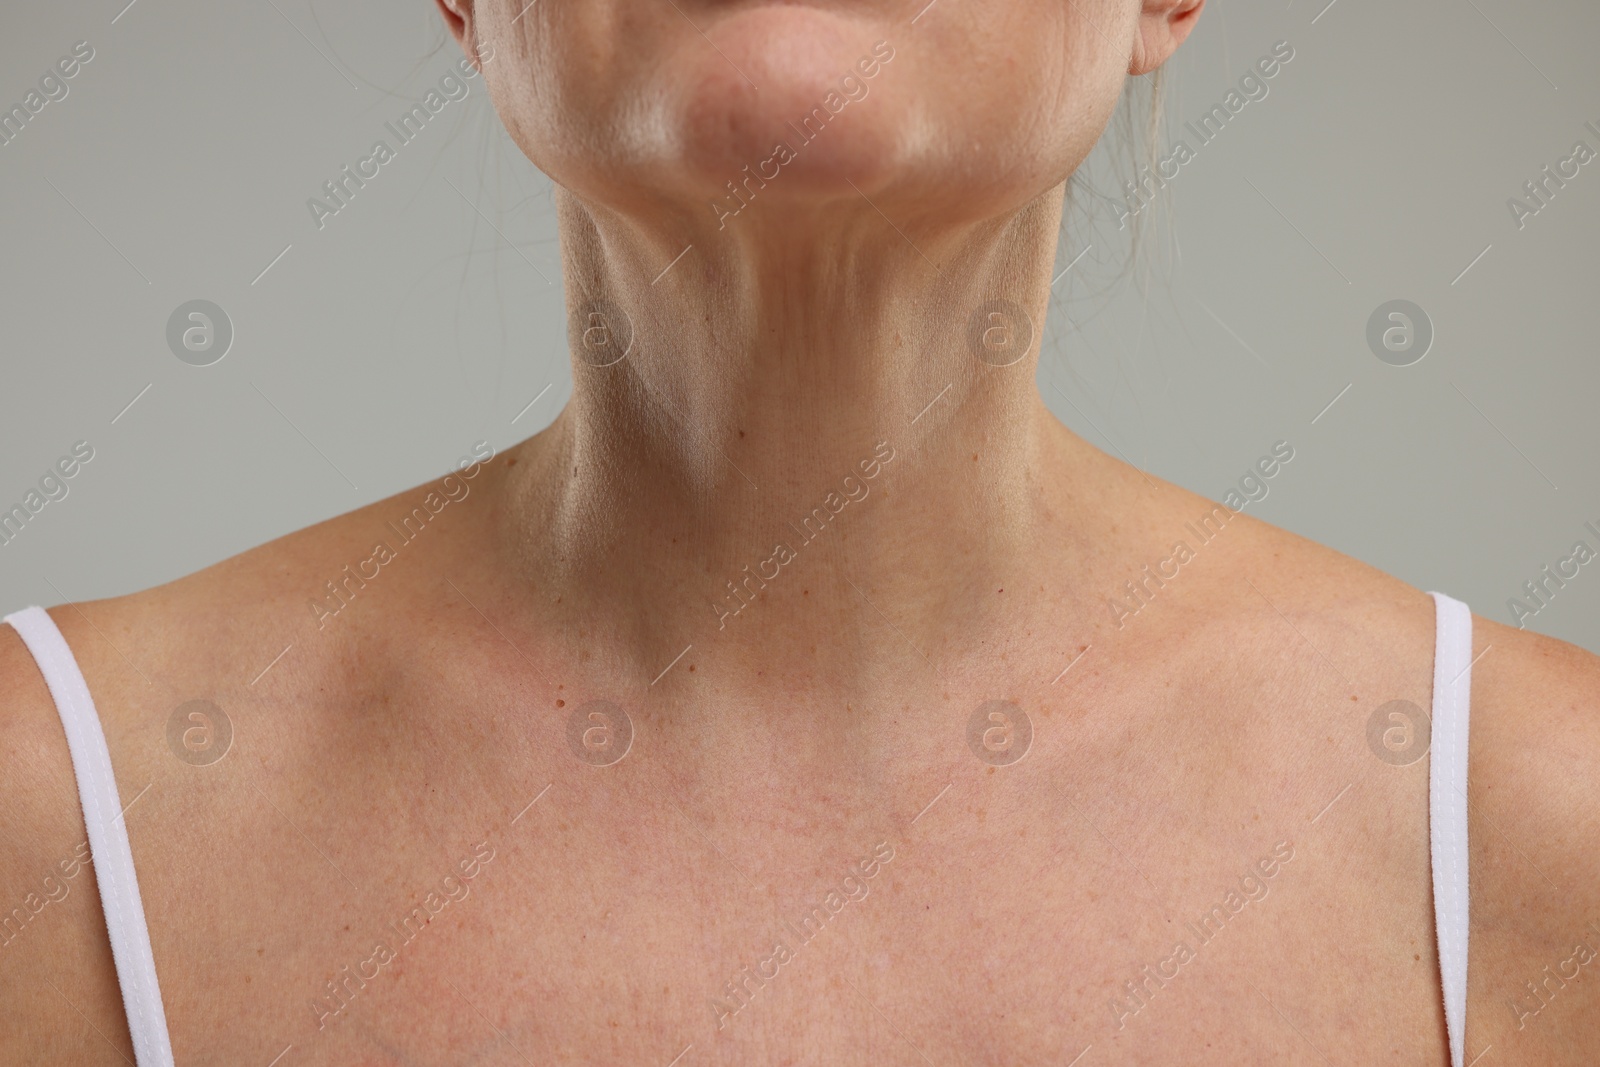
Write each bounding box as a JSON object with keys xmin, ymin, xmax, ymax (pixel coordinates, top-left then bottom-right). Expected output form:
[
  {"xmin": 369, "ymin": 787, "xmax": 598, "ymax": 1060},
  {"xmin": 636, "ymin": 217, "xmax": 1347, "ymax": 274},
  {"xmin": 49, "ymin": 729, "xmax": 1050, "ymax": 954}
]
[
  {"xmin": 492, "ymin": 390, "xmax": 1071, "ymax": 687},
  {"xmin": 483, "ymin": 182, "xmax": 1085, "ymax": 681}
]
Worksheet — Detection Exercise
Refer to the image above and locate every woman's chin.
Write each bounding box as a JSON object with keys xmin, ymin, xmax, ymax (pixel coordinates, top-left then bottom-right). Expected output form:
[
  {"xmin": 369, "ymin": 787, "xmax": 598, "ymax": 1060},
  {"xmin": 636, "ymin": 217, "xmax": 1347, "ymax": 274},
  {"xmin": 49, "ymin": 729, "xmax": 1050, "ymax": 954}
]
[{"xmin": 649, "ymin": 8, "xmax": 911, "ymax": 214}]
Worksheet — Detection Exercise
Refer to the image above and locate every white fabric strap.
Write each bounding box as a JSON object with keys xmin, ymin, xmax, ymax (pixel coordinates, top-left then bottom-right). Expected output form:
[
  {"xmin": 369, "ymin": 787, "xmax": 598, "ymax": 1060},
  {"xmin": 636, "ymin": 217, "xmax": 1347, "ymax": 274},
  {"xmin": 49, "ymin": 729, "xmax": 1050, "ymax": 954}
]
[
  {"xmin": 1427, "ymin": 591, "xmax": 1472, "ymax": 1067},
  {"xmin": 4, "ymin": 606, "xmax": 176, "ymax": 1067}
]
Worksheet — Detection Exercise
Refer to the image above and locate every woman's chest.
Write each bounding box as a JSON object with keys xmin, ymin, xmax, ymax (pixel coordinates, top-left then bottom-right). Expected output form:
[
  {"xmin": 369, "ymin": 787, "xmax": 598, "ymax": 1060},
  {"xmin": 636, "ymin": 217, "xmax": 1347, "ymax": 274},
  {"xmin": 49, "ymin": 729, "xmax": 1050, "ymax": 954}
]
[
  {"xmin": 147, "ymin": 766, "xmax": 1449, "ymax": 1066},
  {"xmin": 117, "ymin": 646, "xmax": 1454, "ymax": 1064}
]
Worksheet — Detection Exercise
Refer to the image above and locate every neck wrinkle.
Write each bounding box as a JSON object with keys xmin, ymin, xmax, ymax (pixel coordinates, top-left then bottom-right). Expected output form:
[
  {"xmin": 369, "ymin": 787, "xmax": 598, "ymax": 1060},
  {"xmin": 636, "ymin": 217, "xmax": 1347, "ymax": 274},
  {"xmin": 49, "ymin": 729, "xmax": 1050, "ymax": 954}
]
[{"xmin": 496, "ymin": 181, "xmax": 1078, "ymax": 681}]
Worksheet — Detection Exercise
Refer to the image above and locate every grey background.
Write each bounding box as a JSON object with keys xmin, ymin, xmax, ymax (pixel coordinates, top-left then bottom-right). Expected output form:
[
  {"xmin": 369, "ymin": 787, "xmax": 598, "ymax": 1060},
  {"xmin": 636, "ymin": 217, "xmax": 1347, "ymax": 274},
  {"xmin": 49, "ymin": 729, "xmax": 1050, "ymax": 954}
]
[{"xmin": 1, "ymin": 0, "xmax": 1596, "ymax": 650}]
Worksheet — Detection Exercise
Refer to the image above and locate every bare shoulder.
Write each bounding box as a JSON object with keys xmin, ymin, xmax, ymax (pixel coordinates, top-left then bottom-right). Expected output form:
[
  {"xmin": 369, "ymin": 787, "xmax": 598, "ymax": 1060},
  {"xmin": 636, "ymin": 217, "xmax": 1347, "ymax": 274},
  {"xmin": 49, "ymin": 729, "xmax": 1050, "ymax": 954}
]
[
  {"xmin": 40, "ymin": 440, "xmax": 509, "ymax": 712},
  {"xmin": 0, "ymin": 444, "xmax": 507, "ymax": 1059},
  {"xmin": 1470, "ymin": 614, "xmax": 1600, "ymax": 829},
  {"xmin": 1132, "ymin": 472, "xmax": 1442, "ymax": 668},
  {"xmin": 1198, "ymin": 494, "xmax": 1600, "ymax": 1054},
  {"xmin": 1465, "ymin": 616, "xmax": 1600, "ymax": 1060},
  {"xmin": 1230, "ymin": 502, "xmax": 1600, "ymax": 1057},
  {"xmin": 0, "ymin": 622, "xmax": 130, "ymax": 1062}
]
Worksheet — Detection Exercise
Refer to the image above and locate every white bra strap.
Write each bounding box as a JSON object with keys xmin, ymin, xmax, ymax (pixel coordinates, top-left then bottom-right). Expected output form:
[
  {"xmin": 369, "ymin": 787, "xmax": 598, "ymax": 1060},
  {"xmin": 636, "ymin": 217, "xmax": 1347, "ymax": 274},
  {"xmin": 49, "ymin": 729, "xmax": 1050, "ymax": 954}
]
[
  {"xmin": 4, "ymin": 606, "xmax": 176, "ymax": 1067},
  {"xmin": 1427, "ymin": 591, "xmax": 1472, "ymax": 1067}
]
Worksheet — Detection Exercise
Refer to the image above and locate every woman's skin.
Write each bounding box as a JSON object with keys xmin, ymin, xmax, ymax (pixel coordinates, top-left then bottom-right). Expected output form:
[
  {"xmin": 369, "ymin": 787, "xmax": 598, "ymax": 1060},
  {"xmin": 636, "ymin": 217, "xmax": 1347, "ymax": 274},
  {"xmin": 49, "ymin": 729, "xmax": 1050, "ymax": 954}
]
[{"xmin": 4, "ymin": 0, "xmax": 1598, "ymax": 1062}]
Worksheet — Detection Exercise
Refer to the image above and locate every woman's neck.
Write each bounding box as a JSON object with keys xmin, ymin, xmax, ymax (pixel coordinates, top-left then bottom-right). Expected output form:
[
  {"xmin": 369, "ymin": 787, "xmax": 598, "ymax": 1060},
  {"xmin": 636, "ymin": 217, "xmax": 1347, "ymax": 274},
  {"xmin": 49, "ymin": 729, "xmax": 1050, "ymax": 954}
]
[{"xmin": 491, "ymin": 182, "xmax": 1107, "ymax": 683}]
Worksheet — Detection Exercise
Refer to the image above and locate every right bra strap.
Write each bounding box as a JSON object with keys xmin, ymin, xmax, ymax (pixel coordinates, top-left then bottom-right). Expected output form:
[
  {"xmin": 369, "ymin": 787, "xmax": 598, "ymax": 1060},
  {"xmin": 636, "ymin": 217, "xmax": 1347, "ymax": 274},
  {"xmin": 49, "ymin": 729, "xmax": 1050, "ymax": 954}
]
[
  {"xmin": 4, "ymin": 606, "xmax": 176, "ymax": 1067},
  {"xmin": 1427, "ymin": 591, "xmax": 1473, "ymax": 1067}
]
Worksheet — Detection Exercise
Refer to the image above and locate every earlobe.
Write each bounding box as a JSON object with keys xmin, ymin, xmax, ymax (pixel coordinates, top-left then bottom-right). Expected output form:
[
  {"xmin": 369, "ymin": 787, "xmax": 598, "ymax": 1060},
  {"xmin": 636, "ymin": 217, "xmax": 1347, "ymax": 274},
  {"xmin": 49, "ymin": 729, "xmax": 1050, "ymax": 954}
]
[
  {"xmin": 433, "ymin": 0, "xmax": 479, "ymax": 67},
  {"xmin": 1128, "ymin": 0, "xmax": 1205, "ymax": 76}
]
